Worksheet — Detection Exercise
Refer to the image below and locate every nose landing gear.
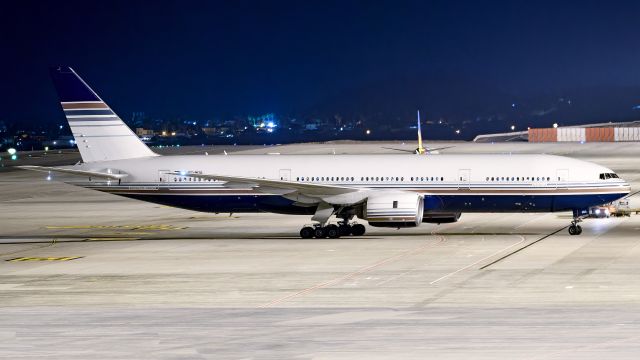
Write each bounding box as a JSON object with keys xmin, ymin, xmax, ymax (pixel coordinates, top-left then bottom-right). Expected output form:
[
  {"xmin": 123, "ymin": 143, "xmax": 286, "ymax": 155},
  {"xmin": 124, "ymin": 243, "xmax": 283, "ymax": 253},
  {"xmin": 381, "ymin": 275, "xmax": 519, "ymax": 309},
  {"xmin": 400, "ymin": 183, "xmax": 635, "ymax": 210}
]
[
  {"xmin": 568, "ymin": 214, "xmax": 583, "ymax": 236},
  {"xmin": 568, "ymin": 223, "xmax": 582, "ymax": 235}
]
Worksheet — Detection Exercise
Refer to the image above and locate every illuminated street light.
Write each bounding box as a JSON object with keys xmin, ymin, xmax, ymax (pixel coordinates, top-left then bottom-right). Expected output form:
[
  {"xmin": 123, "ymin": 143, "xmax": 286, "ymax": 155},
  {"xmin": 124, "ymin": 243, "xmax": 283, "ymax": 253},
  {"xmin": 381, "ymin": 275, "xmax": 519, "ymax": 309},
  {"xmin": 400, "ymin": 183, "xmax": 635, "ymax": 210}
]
[
  {"xmin": 366, "ymin": 129, "xmax": 371, "ymax": 135},
  {"xmin": 510, "ymin": 125, "xmax": 515, "ymax": 131},
  {"xmin": 553, "ymin": 123, "xmax": 558, "ymax": 128},
  {"xmin": 7, "ymin": 148, "xmax": 16, "ymax": 155}
]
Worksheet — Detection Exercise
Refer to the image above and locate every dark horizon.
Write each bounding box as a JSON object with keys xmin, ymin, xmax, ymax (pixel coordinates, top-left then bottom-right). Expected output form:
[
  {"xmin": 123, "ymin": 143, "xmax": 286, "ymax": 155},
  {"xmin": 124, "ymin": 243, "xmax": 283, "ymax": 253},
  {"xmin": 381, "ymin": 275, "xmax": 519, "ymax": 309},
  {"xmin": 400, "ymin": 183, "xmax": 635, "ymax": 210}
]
[{"xmin": 4, "ymin": 0, "xmax": 640, "ymax": 139}]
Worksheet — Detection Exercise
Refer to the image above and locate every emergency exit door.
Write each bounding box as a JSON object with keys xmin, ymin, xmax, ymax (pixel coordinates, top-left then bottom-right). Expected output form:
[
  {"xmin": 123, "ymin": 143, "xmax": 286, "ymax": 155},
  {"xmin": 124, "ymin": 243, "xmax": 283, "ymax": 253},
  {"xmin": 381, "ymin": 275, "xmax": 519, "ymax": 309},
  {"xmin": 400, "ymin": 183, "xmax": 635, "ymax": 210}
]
[
  {"xmin": 458, "ymin": 169, "xmax": 471, "ymax": 189},
  {"xmin": 556, "ymin": 169, "xmax": 569, "ymax": 189}
]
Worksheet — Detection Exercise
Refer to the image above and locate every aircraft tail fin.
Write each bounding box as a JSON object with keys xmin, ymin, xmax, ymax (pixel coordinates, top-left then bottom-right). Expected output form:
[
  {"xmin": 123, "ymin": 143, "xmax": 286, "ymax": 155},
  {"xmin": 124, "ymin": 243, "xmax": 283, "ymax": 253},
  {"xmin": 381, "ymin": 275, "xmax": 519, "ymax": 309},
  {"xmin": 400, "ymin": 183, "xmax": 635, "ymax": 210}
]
[
  {"xmin": 49, "ymin": 66, "xmax": 157, "ymax": 163},
  {"xmin": 417, "ymin": 110, "xmax": 425, "ymax": 154}
]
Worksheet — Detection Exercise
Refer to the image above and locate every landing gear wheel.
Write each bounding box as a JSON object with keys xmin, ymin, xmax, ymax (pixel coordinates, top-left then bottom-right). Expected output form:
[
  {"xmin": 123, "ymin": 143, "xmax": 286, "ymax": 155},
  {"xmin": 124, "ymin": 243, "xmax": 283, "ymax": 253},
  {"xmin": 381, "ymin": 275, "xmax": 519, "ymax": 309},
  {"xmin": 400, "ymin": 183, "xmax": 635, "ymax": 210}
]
[
  {"xmin": 338, "ymin": 224, "xmax": 352, "ymax": 236},
  {"xmin": 314, "ymin": 227, "xmax": 327, "ymax": 238},
  {"xmin": 326, "ymin": 224, "xmax": 340, "ymax": 238},
  {"xmin": 575, "ymin": 225, "xmax": 582, "ymax": 235},
  {"xmin": 351, "ymin": 224, "xmax": 366, "ymax": 236},
  {"xmin": 300, "ymin": 226, "xmax": 314, "ymax": 239},
  {"xmin": 568, "ymin": 225, "xmax": 579, "ymax": 235}
]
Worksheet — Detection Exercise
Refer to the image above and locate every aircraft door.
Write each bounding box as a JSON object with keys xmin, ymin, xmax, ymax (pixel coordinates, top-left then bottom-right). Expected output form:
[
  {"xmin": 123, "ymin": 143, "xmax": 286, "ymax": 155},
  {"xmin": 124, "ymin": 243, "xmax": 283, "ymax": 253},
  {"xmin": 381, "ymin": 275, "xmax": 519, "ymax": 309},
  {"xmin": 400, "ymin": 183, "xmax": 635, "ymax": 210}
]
[
  {"xmin": 458, "ymin": 169, "xmax": 471, "ymax": 189},
  {"xmin": 279, "ymin": 169, "xmax": 292, "ymax": 181},
  {"xmin": 556, "ymin": 169, "xmax": 569, "ymax": 189},
  {"xmin": 158, "ymin": 170, "xmax": 172, "ymax": 183}
]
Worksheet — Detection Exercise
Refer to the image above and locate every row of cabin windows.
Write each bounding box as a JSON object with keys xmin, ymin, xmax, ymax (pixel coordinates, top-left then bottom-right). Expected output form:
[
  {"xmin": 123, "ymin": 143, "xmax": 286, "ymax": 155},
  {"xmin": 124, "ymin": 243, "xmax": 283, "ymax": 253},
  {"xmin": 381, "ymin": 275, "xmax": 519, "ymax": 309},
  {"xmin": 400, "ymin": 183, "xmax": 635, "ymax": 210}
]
[
  {"xmin": 599, "ymin": 173, "xmax": 619, "ymax": 180},
  {"xmin": 168, "ymin": 177, "xmax": 213, "ymax": 182},
  {"xmin": 163, "ymin": 175, "xmax": 580, "ymax": 183},
  {"xmin": 485, "ymin": 176, "xmax": 552, "ymax": 182},
  {"xmin": 296, "ymin": 176, "xmax": 444, "ymax": 182}
]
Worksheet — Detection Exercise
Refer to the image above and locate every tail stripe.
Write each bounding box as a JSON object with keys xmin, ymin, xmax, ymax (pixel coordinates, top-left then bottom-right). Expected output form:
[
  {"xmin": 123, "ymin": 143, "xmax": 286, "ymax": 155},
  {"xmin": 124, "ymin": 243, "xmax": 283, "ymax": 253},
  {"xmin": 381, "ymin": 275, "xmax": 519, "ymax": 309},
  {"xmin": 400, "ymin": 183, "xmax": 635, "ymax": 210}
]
[
  {"xmin": 64, "ymin": 110, "xmax": 115, "ymax": 116},
  {"xmin": 61, "ymin": 102, "xmax": 109, "ymax": 109},
  {"xmin": 66, "ymin": 114, "xmax": 118, "ymax": 119}
]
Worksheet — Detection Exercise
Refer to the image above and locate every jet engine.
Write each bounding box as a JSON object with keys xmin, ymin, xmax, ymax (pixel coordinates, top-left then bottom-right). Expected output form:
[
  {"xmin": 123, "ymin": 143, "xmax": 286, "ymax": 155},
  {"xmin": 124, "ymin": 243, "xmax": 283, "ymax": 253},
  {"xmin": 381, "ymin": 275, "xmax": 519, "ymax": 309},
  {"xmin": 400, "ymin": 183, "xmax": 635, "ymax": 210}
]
[
  {"xmin": 364, "ymin": 193, "xmax": 424, "ymax": 228},
  {"xmin": 422, "ymin": 213, "xmax": 461, "ymax": 224}
]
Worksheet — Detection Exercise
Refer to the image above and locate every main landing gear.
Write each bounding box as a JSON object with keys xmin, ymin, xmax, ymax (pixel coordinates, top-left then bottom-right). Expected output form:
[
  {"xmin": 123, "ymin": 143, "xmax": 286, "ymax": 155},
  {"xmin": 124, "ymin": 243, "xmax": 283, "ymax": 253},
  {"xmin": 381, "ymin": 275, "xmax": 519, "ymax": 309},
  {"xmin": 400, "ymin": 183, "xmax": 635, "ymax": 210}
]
[
  {"xmin": 299, "ymin": 222, "xmax": 366, "ymax": 239},
  {"xmin": 300, "ymin": 203, "xmax": 366, "ymax": 239}
]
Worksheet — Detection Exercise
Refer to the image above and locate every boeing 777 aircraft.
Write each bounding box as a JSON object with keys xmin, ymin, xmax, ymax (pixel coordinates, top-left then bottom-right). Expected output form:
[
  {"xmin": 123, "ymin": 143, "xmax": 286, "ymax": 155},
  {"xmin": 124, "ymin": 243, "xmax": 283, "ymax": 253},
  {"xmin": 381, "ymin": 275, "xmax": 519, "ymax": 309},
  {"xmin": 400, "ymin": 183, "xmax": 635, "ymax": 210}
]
[{"xmin": 21, "ymin": 67, "xmax": 631, "ymax": 238}]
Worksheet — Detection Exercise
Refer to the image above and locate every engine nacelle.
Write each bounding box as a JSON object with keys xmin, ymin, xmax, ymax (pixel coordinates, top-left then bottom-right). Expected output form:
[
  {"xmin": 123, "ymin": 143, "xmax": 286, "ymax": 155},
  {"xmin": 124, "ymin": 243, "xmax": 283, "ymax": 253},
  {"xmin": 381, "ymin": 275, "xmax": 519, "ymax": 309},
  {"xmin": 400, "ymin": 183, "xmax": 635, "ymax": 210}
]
[
  {"xmin": 364, "ymin": 193, "xmax": 424, "ymax": 228},
  {"xmin": 422, "ymin": 213, "xmax": 461, "ymax": 224}
]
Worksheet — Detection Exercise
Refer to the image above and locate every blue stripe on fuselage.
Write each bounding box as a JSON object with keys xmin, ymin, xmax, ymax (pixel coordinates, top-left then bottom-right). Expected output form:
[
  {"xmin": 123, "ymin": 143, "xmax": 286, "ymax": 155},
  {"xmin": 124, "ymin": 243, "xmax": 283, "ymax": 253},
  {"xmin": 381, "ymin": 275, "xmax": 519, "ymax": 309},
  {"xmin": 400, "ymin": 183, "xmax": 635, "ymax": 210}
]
[{"xmin": 110, "ymin": 192, "xmax": 628, "ymax": 214}]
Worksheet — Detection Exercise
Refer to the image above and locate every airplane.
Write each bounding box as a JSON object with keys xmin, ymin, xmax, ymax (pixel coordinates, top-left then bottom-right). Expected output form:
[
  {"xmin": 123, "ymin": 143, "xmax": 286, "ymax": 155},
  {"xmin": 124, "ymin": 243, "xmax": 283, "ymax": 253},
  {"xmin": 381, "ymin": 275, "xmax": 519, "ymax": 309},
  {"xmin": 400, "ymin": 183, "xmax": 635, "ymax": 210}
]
[
  {"xmin": 382, "ymin": 110, "xmax": 454, "ymax": 154},
  {"xmin": 20, "ymin": 67, "xmax": 631, "ymax": 238}
]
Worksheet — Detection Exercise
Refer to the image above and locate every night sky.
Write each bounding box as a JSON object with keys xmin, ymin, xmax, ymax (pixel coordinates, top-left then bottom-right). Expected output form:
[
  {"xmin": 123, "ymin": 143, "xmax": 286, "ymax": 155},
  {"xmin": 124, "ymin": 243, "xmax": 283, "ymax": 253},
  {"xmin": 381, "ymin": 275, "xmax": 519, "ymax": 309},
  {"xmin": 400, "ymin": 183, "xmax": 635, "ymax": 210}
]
[{"xmin": 4, "ymin": 0, "xmax": 640, "ymax": 136}]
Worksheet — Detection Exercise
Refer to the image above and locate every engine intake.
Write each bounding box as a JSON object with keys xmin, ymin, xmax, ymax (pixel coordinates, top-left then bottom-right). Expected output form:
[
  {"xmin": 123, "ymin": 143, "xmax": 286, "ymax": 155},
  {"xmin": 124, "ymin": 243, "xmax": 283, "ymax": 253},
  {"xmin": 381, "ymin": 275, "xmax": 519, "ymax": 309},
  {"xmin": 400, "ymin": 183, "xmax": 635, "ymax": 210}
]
[{"xmin": 364, "ymin": 193, "xmax": 424, "ymax": 228}]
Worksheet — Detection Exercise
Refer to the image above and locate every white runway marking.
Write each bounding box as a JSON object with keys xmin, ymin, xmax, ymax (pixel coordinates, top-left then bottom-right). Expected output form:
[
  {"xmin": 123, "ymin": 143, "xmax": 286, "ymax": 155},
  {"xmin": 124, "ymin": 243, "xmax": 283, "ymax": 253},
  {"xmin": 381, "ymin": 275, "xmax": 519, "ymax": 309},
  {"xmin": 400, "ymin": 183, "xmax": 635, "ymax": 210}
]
[{"xmin": 429, "ymin": 235, "xmax": 526, "ymax": 285}]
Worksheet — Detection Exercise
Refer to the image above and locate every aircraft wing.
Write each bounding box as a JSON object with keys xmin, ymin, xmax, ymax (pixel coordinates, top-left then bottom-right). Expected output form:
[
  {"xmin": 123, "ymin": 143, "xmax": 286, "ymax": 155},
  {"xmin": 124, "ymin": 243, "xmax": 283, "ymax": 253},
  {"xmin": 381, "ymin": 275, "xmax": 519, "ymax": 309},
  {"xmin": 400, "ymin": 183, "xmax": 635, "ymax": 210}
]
[
  {"xmin": 382, "ymin": 145, "xmax": 455, "ymax": 154},
  {"xmin": 426, "ymin": 145, "xmax": 456, "ymax": 152},
  {"xmin": 18, "ymin": 165, "xmax": 128, "ymax": 180},
  {"xmin": 381, "ymin": 147, "xmax": 417, "ymax": 154},
  {"xmin": 178, "ymin": 172, "xmax": 371, "ymax": 205}
]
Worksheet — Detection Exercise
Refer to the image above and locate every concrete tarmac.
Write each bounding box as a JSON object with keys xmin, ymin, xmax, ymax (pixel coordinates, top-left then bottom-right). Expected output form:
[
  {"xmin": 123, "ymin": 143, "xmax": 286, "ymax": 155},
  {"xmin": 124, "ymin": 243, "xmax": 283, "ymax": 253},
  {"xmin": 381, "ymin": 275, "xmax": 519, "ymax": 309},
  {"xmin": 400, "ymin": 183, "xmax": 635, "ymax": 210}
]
[{"xmin": 1, "ymin": 141, "xmax": 640, "ymax": 359}]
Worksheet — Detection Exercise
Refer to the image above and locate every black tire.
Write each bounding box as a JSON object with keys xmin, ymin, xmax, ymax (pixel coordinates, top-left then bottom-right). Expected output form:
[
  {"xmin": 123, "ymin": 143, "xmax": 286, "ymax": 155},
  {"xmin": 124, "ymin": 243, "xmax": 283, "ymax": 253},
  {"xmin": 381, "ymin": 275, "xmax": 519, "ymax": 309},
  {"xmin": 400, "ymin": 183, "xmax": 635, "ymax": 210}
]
[
  {"xmin": 314, "ymin": 227, "xmax": 327, "ymax": 238},
  {"xmin": 338, "ymin": 224, "xmax": 352, "ymax": 236},
  {"xmin": 576, "ymin": 225, "xmax": 582, "ymax": 235},
  {"xmin": 300, "ymin": 226, "xmax": 314, "ymax": 239},
  {"xmin": 568, "ymin": 225, "xmax": 577, "ymax": 235},
  {"xmin": 326, "ymin": 224, "xmax": 340, "ymax": 238},
  {"xmin": 351, "ymin": 224, "xmax": 366, "ymax": 236}
]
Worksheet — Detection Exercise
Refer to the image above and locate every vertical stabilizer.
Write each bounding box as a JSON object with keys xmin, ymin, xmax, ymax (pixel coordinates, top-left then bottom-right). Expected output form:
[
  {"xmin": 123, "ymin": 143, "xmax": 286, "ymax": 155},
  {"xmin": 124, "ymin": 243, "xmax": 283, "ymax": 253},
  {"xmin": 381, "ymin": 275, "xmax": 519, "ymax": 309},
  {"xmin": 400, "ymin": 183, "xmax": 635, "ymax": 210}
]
[
  {"xmin": 416, "ymin": 110, "xmax": 426, "ymax": 155},
  {"xmin": 49, "ymin": 66, "xmax": 157, "ymax": 163}
]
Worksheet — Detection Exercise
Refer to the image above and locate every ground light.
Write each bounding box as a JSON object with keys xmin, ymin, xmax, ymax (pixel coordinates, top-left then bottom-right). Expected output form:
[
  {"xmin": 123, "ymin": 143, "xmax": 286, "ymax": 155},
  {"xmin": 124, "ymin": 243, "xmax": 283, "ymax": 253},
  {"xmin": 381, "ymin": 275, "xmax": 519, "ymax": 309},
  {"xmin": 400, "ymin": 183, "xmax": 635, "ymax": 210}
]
[{"xmin": 8, "ymin": 148, "xmax": 17, "ymax": 160}]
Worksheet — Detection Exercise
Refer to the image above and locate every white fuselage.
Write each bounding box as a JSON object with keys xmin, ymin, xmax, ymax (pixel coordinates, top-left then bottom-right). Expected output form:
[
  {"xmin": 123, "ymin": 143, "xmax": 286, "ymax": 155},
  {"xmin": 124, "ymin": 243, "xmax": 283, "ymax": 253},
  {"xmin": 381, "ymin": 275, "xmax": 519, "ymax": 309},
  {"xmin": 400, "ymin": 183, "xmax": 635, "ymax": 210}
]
[{"xmin": 65, "ymin": 153, "xmax": 629, "ymax": 215}]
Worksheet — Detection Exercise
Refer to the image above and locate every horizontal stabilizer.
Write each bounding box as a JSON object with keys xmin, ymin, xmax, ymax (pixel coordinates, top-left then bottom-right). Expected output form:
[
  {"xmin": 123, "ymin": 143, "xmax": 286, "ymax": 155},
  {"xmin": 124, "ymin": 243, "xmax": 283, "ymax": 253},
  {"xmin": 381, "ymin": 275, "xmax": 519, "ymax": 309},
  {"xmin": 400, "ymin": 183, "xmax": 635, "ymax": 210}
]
[{"xmin": 19, "ymin": 165, "xmax": 128, "ymax": 180}]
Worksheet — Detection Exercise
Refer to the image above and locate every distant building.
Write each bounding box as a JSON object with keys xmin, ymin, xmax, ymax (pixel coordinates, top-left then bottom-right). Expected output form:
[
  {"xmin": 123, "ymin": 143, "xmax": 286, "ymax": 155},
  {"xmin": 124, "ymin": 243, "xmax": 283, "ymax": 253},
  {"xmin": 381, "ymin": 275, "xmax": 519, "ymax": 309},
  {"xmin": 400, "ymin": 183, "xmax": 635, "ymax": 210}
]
[
  {"xmin": 249, "ymin": 113, "xmax": 278, "ymax": 131},
  {"xmin": 136, "ymin": 128, "xmax": 155, "ymax": 137},
  {"xmin": 201, "ymin": 127, "xmax": 217, "ymax": 136}
]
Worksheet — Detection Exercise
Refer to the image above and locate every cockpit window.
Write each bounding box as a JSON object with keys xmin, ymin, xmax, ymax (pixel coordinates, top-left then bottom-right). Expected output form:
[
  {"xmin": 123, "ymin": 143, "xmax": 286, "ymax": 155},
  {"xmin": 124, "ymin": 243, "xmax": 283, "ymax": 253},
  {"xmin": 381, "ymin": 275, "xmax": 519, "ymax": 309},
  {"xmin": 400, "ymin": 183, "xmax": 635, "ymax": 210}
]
[{"xmin": 600, "ymin": 173, "xmax": 619, "ymax": 180}]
